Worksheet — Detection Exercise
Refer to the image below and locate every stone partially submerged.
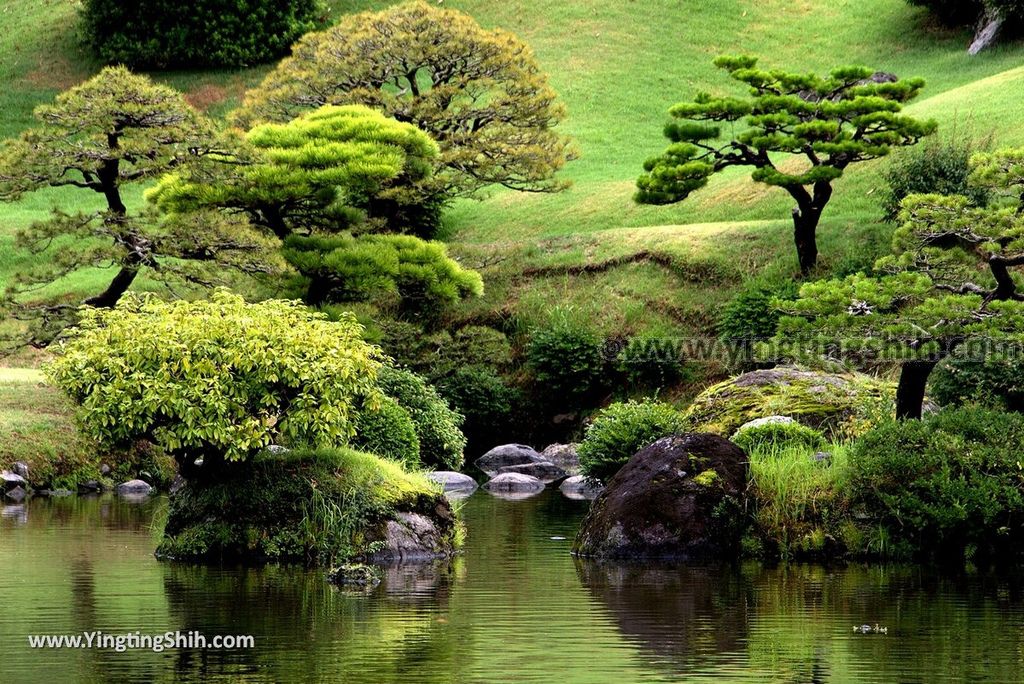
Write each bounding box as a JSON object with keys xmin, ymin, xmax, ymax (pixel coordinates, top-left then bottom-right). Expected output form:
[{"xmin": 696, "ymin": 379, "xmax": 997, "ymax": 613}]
[
  {"xmin": 475, "ymin": 444, "xmax": 546, "ymax": 477},
  {"xmin": 573, "ymin": 434, "xmax": 748, "ymax": 560},
  {"xmin": 496, "ymin": 461, "xmax": 566, "ymax": 483}
]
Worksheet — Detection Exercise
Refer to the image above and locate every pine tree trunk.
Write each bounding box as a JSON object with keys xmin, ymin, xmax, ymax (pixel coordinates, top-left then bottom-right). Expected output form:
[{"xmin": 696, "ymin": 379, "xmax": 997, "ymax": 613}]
[
  {"xmin": 895, "ymin": 360, "xmax": 937, "ymax": 420},
  {"xmin": 968, "ymin": 7, "xmax": 1004, "ymax": 55},
  {"xmin": 84, "ymin": 266, "xmax": 140, "ymax": 308},
  {"xmin": 792, "ymin": 207, "xmax": 820, "ymax": 275}
]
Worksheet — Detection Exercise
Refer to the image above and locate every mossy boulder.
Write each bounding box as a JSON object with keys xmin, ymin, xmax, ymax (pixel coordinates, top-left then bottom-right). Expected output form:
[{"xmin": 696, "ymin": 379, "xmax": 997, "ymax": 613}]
[
  {"xmin": 683, "ymin": 366, "xmax": 893, "ymax": 437},
  {"xmin": 158, "ymin": 448, "xmax": 460, "ymax": 565}
]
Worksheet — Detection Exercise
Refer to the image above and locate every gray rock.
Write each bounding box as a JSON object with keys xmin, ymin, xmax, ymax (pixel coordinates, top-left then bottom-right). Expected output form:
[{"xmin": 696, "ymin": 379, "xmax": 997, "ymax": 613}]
[
  {"xmin": 116, "ymin": 479, "xmax": 153, "ymax": 496},
  {"xmin": 812, "ymin": 451, "xmax": 831, "ymax": 463},
  {"xmin": 267, "ymin": 445, "xmax": 290, "ymax": 455},
  {"xmin": 12, "ymin": 461, "xmax": 29, "ymax": 480},
  {"xmin": 483, "ymin": 472, "xmax": 546, "ymax": 495},
  {"xmin": 475, "ymin": 444, "xmax": 545, "ymax": 477},
  {"xmin": 559, "ymin": 475, "xmax": 604, "ymax": 500},
  {"xmin": 541, "ymin": 443, "xmax": 581, "ymax": 474},
  {"xmin": 426, "ymin": 471, "xmax": 478, "ymax": 495},
  {"xmin": 4, "ymin": 485, "xmax": 27, "ymax": 501},
  {"xmin": 369, "ymin": 512, "xmax": 454, "ymax": 563},
  {"xmin": 99, "ymin": 463, "xmax": 111, "ymax": 476},
  {"xmin": 496, "ymin": 461, "xmax": 567, "ymax": 484},
  {"xmin": 78, "ymin": 480, "xmax": 101, "ymax": 493},
  {"xmin": 1, "ymin": 470, "xmax": 27, "ymax": 491}
]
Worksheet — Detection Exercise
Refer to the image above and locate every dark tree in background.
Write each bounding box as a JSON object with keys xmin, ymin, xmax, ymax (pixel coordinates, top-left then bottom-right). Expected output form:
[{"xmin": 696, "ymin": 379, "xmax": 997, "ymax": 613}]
[
  {"xmin": 636, "ymin": 55, "xmax": 936, "ymax": 275},
  {"xmin": 909, "ymin": 0, "xmax": 1024, "ymax": 53}
]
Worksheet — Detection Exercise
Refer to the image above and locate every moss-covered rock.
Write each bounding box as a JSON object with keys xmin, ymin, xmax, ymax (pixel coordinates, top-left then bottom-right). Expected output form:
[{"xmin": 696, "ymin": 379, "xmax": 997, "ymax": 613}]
[
  {"xmin": 158, "ymin": 448, "xmax": 459, "ymax": 565},
  {"xmin": 683, "ymin": 366, "xmax": 893, "ymax": 437}
]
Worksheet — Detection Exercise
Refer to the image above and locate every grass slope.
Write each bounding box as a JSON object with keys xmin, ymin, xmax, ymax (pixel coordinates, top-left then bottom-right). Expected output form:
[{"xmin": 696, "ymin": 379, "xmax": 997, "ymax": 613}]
[{"xmin": 1, "ymin": 0, "xmax": 1023, "ymax": 344}]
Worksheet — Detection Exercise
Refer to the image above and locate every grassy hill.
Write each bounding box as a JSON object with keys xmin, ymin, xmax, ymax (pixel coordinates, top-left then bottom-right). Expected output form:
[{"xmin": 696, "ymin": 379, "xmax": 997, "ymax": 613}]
[{"xmin": 2, "ymin": 0, "xmax": 1023, "ymax": 349}]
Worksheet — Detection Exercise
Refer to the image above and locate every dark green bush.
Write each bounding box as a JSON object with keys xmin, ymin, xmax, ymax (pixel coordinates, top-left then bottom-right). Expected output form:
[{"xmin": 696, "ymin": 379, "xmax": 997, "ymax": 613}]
[
  {"xmin": 882, "ymin": 133, "xmax": 990, "ymax": 221},
  {"xmin": 929, "ymin": 353, "xmax": 1024, "ymax": 412},
  {"xmin": 847, "ymin": 407, "xmax": 1024, "ymax": 559},
  {"xmin": 352, "ymin": 397, "xmax": 421, "ymax": 468},
  {"xmin": 578, "ymin": 399, "xmax": 687, "ymax": 482},
  {"xmin": 731, "ymin": 420, "xmax": 826, "ymax": 453},
  {"xmin": 81, "ymin": 0, "xmax": 325, "ymax": 69},
  {"xmin": 377, "ymin": 366, "xmax": 466, "ymax": 471},
  {"xmin": 616, "ymin": 335, "xmax": 688, "ymax": 389},
  {"xmin": 527, "ymin": 315, "xmax": 606, "ymax": 406},
  {"xmin": 717, "ymin": 281, "xmax": 800, "ymax": 343},
  {"xmin": 436, "ymin": 366, "xmax": 520, "ymax": 448}
]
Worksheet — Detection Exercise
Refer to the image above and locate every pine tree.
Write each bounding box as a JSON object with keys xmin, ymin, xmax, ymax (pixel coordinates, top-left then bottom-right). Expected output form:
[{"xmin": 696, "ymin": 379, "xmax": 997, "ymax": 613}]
[{"xmin": 636, "ymin": 55, "xmax": 937, "ymax": 274}]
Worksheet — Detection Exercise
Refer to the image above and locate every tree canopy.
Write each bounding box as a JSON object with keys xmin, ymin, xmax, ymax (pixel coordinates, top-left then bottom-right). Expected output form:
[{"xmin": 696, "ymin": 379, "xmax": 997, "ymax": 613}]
[
  {"xmin": 149, "ymin": 104, "xmax": 440, "ymax": 237},
  {"xmin": 0, "ymin": 66, "xmax": 282, "ymax": 346},
  {"xmin": 636, "ymin": 55, "xmax": 936, "ymax": 274},
  {"xmin": 232, "ymin": 0, "xmax": 575, "ymax": 200}
]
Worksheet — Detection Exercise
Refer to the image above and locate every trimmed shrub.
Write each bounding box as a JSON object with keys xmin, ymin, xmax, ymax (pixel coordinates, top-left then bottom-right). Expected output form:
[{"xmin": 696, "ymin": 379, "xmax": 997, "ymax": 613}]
[
  {"xmin": 883, "ymin": 133, "xmax": 990, "ymax": 221},
  {"xmin": 377, "ymin": 366, "xmax": 466, "ymax": 470},
  {"xmin": 352, "ymin": 396, "xmax": 421, "ymax": 468},
  {"xmin": 578, "ymin": 399, "xmax": 687, "ymax": 481},
  {"xmin": 616, "ymin": 335, "xmax": 688, "ymax": 389},
  {"xmin": 527, "ymin": 314, "xmax": 606, "ymax": 406},
  {"xmin": 732, "ymin": 421, "xmax": 826, "ymax": 453},
  {"xmin": 718, "ymin": 281, "xmax": 800, "ymax": 344},
  {"xmin": 929, "ymin": 353, "xmax": 1024, "ymax": 412},
  {"xmin": 81, "ymin": 0, "xmax": 325, "ymax": 68},
  {"xmin": 436, "ymin": 366, "xmax": 520, "ymax": 448},
  {"xmin": 847, "ymin": 407, "xmax": 1024, "ymax": 559},
  {"xmin": 45, "ymin": 290, "xmax": 383, "ymax": 474}
]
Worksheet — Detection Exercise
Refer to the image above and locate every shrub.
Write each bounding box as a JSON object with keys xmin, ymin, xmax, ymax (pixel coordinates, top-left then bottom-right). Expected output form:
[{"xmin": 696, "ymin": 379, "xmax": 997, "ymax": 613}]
[
  {"xmin": 616, "ymin": 335, "xmax": 688, "ymax": 389},
  {"xmin": 81, "ymin": 0, "xmax": 325, "ymax": 68},
  {"xmin": 732, "ymin": 420, "xmax": 827, "ymax": 453},
  {"xmin": 578, "ymin": 399, "xmax": 687, "ymax": 481},
  {"xmin": 46, "ymin": 290, "xmax": 383, "ymax": 475},
  {"xmin": 435, "ymin": 366, "xmax": 520, "ymax": 449},
  {"xmin": 929, "ymin": 353, "xmax": 1024, "ymax": 412},
  {"xmin": 352, "ymin": 396, "xmax": 421, "ymax": 468},
  {"xmin": 847, "ymin": 407, "xmax": 1024, "ymax": 559},
  {"xmin": 527, "ymin": 314, "xmax": 606, "ymax": 406},
  {"xmin": 377, "ymin": 366, "xmax": 466, "ymax": 470},
  {"xmin": 882, "ymin": 132, "xmax": 990, "ymax": 221},
  {"xmin": 718, "ymin": 281, "xmax": 800, "ymax": 344}
]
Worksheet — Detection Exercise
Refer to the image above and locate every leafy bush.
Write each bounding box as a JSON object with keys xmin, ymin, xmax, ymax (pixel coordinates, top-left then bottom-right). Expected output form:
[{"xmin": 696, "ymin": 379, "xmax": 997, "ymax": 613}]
[
  {"xmin": 882, "ymin": 132, "xmax": 990, "ymax": 221},
  {"xmin": 376, "ymin": 321, "xmax": 512, "ymax": 379},
  {"xmin": 352, "ymin": 396, "xmax": 421, "ymax": 468},
  {"xmin": 929, "ymin": 353, "xmax": 1024, "ymax": 412},
  {"xmin": 81, "ymin": 0, "xmax": 325, "ymax": 68},
  {"xmin": 847, "ymin": 407, "xmax": 1024, "ymax": 558},
  {"xmin": 732, "ymin": 420, "xmax": 827, "ymax": 453},
  {"xmin": 46, "ymin": 290, "xmax": 383, "ymax": 474},
  {"xmin": 717, "ymin": 281, "xmax": 800, "ymax": 344},
  {"xmin": 578, "ymin": 399, "xmax": 687, "ymax": 481},
  {"xmin": 616, "ymin": 335, "xmax": 688, "ymax": 389},
  {"xmin": 527, "ymin": 313, "xmax": 606, "ymax": 406},
  {"xmin": 435, "ymin": 366, "xmax": 520, "ymax": 448},
  {"xmin": 377, "ymin": 366, "xmax": 466, "ymax": 470}
]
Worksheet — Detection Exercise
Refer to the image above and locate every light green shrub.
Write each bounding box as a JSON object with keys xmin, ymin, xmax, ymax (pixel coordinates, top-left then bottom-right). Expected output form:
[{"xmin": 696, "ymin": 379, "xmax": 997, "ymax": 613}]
[
  {"xmin": 377, "ymin": 366, "xmax": 466, "ymax": 470},
  {"xmin": 578, "ymin": 399, "xmax": 687, "ymax": 481},
  {"xmin": 352, "ymin": 396, "xmax": 421, "ymax": 468}
]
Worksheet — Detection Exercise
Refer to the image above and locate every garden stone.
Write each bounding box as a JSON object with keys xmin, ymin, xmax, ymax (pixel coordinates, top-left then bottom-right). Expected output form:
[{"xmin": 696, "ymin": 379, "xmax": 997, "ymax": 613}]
[
  {"xmin": 99, "ymin": 463, "xmax": 111, "ymax": 476},
  {"xmin": 426, "ymin": 471, "xmax": 478, "ymax": 496},
  {"xmin": 812, "ymin": 451, "xmax": 831, "ymax": 462},
  {"xmin": 560, "ymin": 475, "xmax": 604, "ymax": 500},
  {"xmin": 475, "ymin": 444, "xmax": 546, "ymax": 477},
  {"xmin": 573, "ymin": 433, "xmax": 748, "ymax": 560},
  {"xmin": 369, "ymin": 512, "xmax": 456, "ymax": 563},
  {"xmin": 12, "ymin": 461, "xmax": 29, "ymax": 480},
  {"xmin": 734, "ymin": 416, "xmax": 797, "ymax": 435},
  {"xmin": 4, "ymin": 485, "xmax": 27, "ymax": 501},
  {"xmin": 1, "ymin": 470, "xmax": 27, "ymax": 492},
  {"xmin": 496, "ymin": 461, "xmax": 567, "ymax": 484},
  {"xmin": 116, "ymin": 479, "xmax": 153, "ymax": 496},
  {"xmin": 483, "ymin": 472, "xmax": 545, "ymax": 498},
  {"xmin": 541, "ymin": 443, "xmax": 581, "ymax": 474}
]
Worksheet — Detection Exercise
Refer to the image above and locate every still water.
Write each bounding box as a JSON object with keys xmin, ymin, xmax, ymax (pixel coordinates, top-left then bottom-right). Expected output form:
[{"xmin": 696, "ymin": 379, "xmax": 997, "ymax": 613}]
[{"xmin": 2, "ymin": 491, "xmax": 1024, "ymax": 683}]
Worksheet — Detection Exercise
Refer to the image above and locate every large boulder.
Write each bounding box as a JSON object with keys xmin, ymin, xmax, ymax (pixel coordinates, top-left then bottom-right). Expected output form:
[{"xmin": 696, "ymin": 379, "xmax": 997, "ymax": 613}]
[
  {"xmin": 369, "ymin": 511, "xmax": 458, "ymax": 563},
  {"xmin": 683, "ymin": 366, "xmax": 893, "ymax": 437},
  {"xmin": 573, "ymin": 434, "xmax": 747, "ymax": 560},
  {"xmin": 475, "ymin": 444, "xmax": 545, "ymax": 477},
  {"xmin": 541, "ymin": 443, "xmax": 581, "ymax": 474},
  {"xmin": 116, "ymin": 479, "xmax": 153, "ymax": 496},
  {"xmin": 496, "ymin": 461, "xmax": 566, "ymax": 483}
]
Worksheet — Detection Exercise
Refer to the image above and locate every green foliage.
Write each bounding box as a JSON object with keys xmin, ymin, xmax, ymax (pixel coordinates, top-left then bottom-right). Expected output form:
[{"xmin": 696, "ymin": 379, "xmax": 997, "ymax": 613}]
[
  {"xmin": 929, "ymin": 352, "xmax": 1024, "ymax": 412},
  {"xmin": 80, "ymin": 0, "xmax": 325, "ymax": 68},
  {"xmin": 435, "ymin": 366, "xmax": 520, "ymax": 449},
  {"xmin": 527, "ymin": 311, "xmax": 607, "ymax": 406},
  {"xmin": 615, "ymin": 335, "xmax": 688, "ymax": 389},
  {"xmin": 352, "ymin": 396, "xmax": 421, "ymax": 468},
  {"xmin": 150, "ymin": 105, "xmax": 441, "ymax": 237},
  {"xmin": 46, "ymin": 290, "xmax": 384, "ymax": 469},
  {"xmin": 732, "ymin": 420, "xmax": 827, "ymax": 453},
  {"xmin": 158, "ymin": 447, "xmax": 450, "ymax": 564},
  {"xmin": 282, "ymin": 232, "xmax": 483, "ymax": 313},
  {"xmin": 376, "ymin": 366, "xmax": 466, "ymax": 471},
  {"xmin": 377, "ymin": 322, "xmax": 513, "ymax": 380},
  {"xmin": 234, "ymin": 1, "xmax": 575, "ymax": 199},
  {"xmin": 577, "ymin": 399, "xmax": 687, "ymax": 481},
  {"xmin": 718, "ymin": 281, "xmax": 800, "ymax": 342},
  {"xmin": 847, "ymin": 407, "xmax": 1024, "ymax": 558},
  {"xmin": 0, "ymin": 66, "xmax": 282, "ymax": 345},
  {"xmin": 882, "ymin": 132, "xmax": 990, "ymax": 220}
]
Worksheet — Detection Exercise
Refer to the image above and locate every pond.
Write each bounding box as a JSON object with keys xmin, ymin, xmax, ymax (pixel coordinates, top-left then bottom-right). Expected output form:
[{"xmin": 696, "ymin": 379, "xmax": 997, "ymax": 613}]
[{"xmin": 2, "ymin": 491, "xmax": 1023, "ymax": 683}]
